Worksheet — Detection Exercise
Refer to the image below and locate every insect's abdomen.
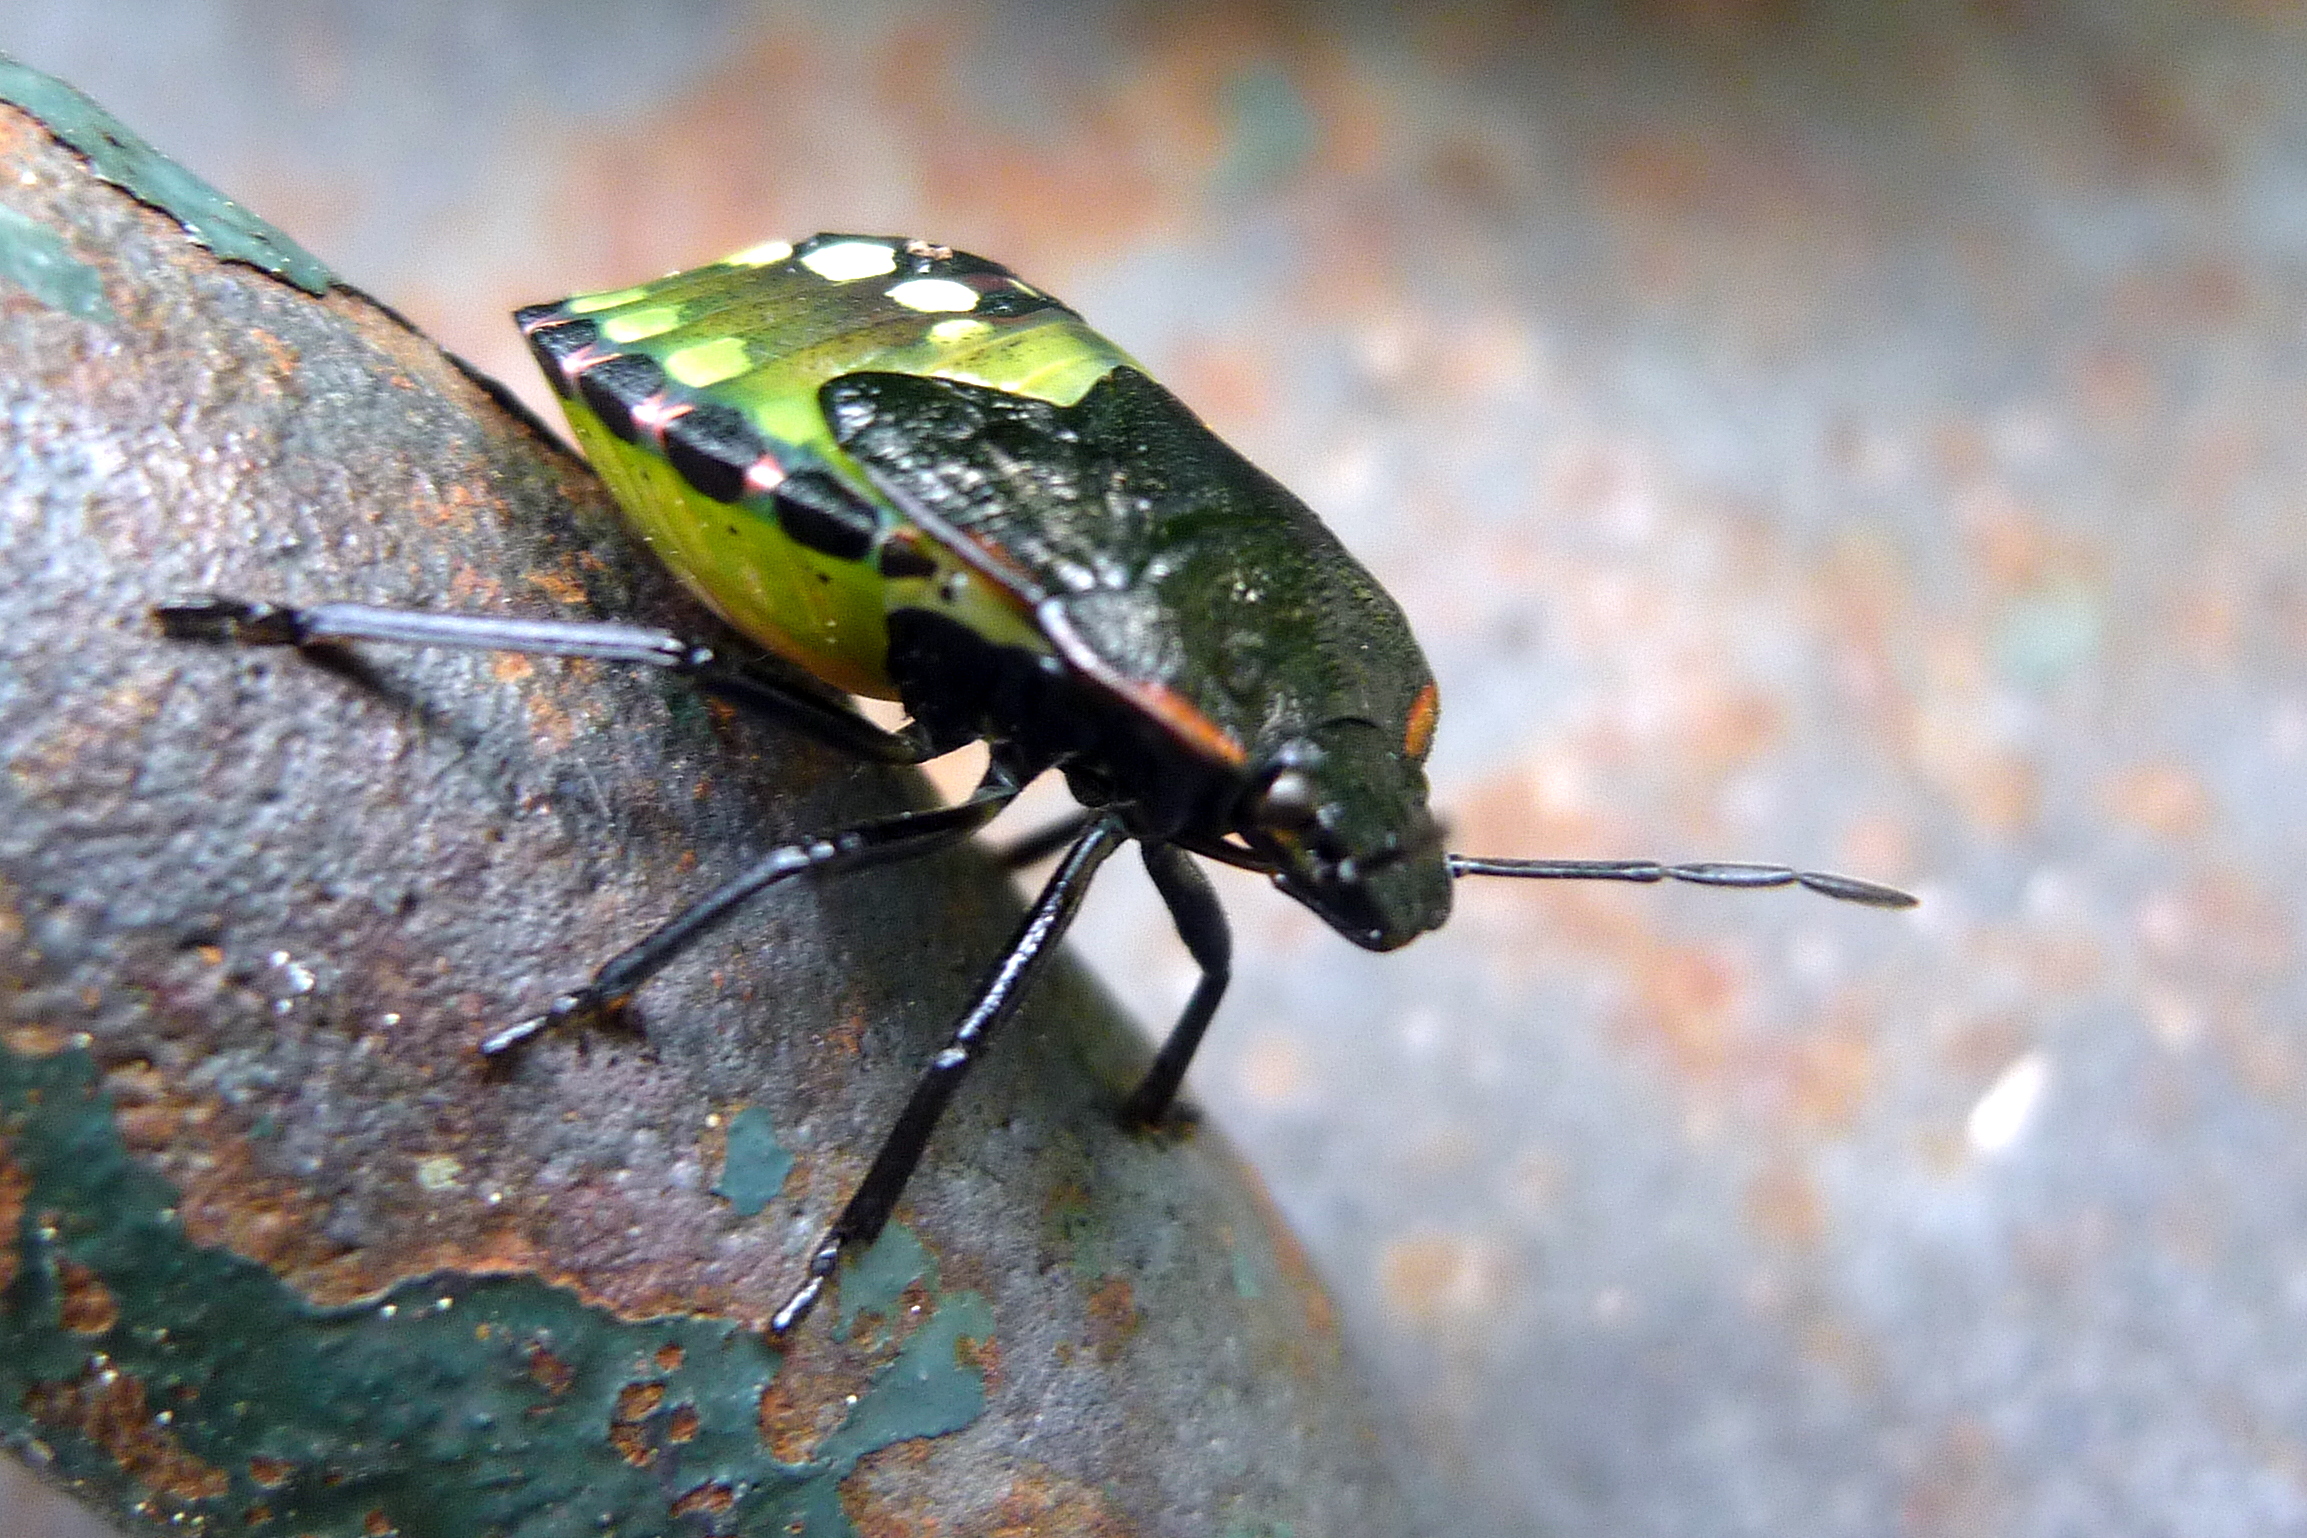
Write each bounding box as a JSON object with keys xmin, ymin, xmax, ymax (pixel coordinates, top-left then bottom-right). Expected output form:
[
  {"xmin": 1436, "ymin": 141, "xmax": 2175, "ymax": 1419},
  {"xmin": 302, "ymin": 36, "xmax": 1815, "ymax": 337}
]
[{"xmin": 515, "ymin": 235, "xmax": 1133, "ymax": 700}]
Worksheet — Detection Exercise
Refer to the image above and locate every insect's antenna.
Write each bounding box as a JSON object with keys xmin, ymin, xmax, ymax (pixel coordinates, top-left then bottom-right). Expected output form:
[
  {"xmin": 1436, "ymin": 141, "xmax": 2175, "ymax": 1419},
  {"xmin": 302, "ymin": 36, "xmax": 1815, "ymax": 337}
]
[{"xmin": 1444, "ymin": 855, "xmax": 1917, "ymax": 910}]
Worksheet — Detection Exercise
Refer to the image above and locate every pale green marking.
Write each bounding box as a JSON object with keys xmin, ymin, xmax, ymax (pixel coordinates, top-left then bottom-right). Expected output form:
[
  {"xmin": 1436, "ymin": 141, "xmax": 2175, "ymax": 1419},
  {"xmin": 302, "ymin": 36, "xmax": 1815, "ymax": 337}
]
[
  {"xmin": 719, "ymin": 238, "xmax": 793, "ymax": 267},
  {"xmin": 663, "ymin": 335, "xmax": 751, "ymax": 387},
  {"xmin": 928, "ymin": 317, "xmax": 993, "ymax": 343},
  {"xmin": 566, "ymin": 284, "xmax": 651, "ymax": 314},
  {"xmin": 601, "ymin": 305, "xmax": 682, "ymax": 342}
]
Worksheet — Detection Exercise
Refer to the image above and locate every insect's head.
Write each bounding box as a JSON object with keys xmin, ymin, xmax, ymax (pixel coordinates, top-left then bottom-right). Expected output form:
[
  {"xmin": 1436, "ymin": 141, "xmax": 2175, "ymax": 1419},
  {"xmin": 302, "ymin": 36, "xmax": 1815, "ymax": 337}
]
[{"xmin": 1237, "ymin": 722, "xmax": 1453, "ymax": 951}]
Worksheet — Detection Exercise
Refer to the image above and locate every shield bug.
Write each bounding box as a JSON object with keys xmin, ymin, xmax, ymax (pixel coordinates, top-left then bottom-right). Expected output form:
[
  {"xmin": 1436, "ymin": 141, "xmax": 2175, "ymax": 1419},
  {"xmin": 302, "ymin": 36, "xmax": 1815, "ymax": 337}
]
[{"xmin": 159, "ymin": 234, "xmax": 1913, "ymax": 1336}]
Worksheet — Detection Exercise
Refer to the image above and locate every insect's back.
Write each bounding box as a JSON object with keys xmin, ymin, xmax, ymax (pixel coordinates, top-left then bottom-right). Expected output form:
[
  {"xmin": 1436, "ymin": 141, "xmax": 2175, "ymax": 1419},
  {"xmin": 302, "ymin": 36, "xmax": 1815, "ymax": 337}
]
[
  {"xmin": 517, "ymin": 235, "xmax": 1440, "ymax": 845},
  {"xmin": 516, "ymin": 234, "xmax": 1135, "ymax": 699}
]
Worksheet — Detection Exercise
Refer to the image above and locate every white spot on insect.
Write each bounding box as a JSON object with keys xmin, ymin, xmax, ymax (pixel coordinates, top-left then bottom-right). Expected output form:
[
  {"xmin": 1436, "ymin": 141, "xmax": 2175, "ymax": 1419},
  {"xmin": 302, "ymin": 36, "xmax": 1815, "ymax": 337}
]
[
  {"xmin": 565, "ymin": 284, "xmax": 651, "ymax": 315},
  {"xmin": 801, "ymin": 240, "xmax": 899, "ymax": 282},
  {"xmin": 887, "ymin": 277, "xmax": 979, "ymax": 313},
  {"xmin": 1967, "ymin": 1051, "xmax": 2049, "ymax": 1157},
  {"xmin": 720, "ymin": 238, "xmax": 794, "ymax": 268},
  {"xmin": 929, "ymin": 317, "xmax": 993, "ymax": 343},
  {"xmin": 903, "ymin": 238, "xmax": 953, "ymax": 260}
]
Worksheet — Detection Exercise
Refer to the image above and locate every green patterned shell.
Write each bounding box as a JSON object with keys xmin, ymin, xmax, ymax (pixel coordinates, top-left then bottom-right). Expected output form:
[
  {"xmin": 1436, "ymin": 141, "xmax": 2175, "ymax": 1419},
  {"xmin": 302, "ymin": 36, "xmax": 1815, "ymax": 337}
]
[{"xmin": 516, "ymin": 234, "xmax": 1136, "ymax": 699}]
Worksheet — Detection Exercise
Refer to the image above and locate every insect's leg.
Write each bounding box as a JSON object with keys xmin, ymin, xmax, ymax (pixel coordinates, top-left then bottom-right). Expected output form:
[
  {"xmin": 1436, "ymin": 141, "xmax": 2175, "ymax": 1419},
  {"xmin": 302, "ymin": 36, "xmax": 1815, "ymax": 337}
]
[
  {"xmin": 771, "ymin": 812, "xmax": 1129, "ymax": 1337},
  {"xmin": 482, "ymin": 760, "xmax": 1024, "ymax": 1056},
  {"xmin": 1119, "ymin": 843, "xmax": 1232, "ymax": 1129},
  {"xmin": 154, "ymin": 596, "xmax": 932, "ymax": 764},
  {"xmin": 988, "ymin": 809, "xmax": 1096, "ymax": 870}
]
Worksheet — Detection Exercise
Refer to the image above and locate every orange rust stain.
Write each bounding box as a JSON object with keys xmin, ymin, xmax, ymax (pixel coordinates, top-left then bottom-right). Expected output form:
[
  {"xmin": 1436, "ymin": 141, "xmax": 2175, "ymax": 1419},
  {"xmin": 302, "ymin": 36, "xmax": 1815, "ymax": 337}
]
[
  {"xmin": 24, "ymin": 1368, "xmax": 230, "ymax": 1504},
  {"xmin": 6, "ymin": 1023, "xmax": 80, "ymax": 1056},
  {"xmin": 489, "ymin": 653, "xmax": 536, "ymax": 684},
  {"xmin": 522, "ymin": 567, "xmax": 590, "ymax": 606},
  {"xmin": 1082, "ymin": 1275, "xmax": 1141, "ymax": 1363},
  {"xmin": 609, "ymin": 1380, "xmax": 666, "ymax": 1466},
  {"xmin": 247, "ymin": 1457, "xmax": 293, "ymax": 1489},
  {"xmin": 362, "ymin": 1509, "xmax": 396, "ymax": 1537},
  {"xmin": 89, "ymin": 1061, "xmax": 755, "ymax": 1320},
  {"xmin": 653, "ymin": 1343, "xmax": 685, "ymax": 1372},
  {"xmin": 988, "ymin": 1462, "xmax": 1135, "ymax": 1538},
  {"xmin": 666, "ymin": 1404, "xmax": 701, "ymax": 1444},
  {"xmin": 758, "ymin": 1347, "xmax": 878, "ymax": 1465},
  {"xmin": 671, "ymin": 1482, "xmax": 735, "ymax": 1518},
  {"xmin": 525, "ymin": 1342, "xmax": 575, "ymax": 1396},
  {"xmin": 1403, "ymin": 680, "xmax": 1440, "ymax": 761},
  {"xmin": 1745, "ymin": 1162, "xmax": 1825, "ymax": 1250},
  {"xmin": 0, "ymin": 1142, "xmax": 26, "ymax": 1296},
  {"xmin": 2103, "ymin": 761, "xmax": 2213, "ymax": 838},
  {"xmin": 245, "ymin": 326, "xmax": 299, "ymax": 379},
  {"xmin": 822, "ymin": 1004, "xmax": 869, "ymax": 1061},
  {"xmin": 57, "ymin": 1258, "xmax": 120, "ymax": 1334},
  {"xmin": 953, "ymin": 1329, "xmax": 1002, "ymax": 1391}
]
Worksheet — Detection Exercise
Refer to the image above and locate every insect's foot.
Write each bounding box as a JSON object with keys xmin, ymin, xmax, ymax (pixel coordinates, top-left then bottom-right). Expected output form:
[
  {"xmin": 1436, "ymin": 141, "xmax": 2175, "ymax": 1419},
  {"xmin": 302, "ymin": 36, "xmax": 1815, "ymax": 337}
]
[
  {"xmin": 153, "ymin": 596, "xmax": 302, "ymax": 646},
  {"xmin": 770, "ymin": 1237, "xmax": 844, "ymax": 1338},
  {"xmin": 1119, "ymin": 1092, "xmax": 1202, "ymax": 1138},
  {"xmin": 478, "ymin": 990, "xmax": 609, "ymax": 1057}
]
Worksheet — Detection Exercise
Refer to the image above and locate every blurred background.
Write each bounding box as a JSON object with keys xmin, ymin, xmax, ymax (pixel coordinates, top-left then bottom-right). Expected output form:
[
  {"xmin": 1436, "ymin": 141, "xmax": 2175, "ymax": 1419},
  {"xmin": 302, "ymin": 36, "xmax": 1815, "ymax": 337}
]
[{"xmin": 5, "ymin": 3, "xmax": 2306, "ymax": 1534}]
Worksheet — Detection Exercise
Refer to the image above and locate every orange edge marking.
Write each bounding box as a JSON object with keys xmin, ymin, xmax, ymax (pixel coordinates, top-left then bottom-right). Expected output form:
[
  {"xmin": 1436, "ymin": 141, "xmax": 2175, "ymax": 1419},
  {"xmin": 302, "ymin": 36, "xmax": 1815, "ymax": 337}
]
[
  {"xmin": 1039, "ymin": 602, "xmax": 1247, "ymax": 768},
  {"xmin": 1404, "ymin": 680, "xmax": 1440, "ymax": 761}
]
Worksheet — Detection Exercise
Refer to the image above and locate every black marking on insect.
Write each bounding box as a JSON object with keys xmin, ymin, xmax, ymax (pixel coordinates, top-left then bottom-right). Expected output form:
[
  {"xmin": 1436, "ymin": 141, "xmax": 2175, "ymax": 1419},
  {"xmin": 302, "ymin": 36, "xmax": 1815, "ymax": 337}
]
[{"xmin": 156, "ymin": 233, "xmax": 1914, "ymax": 1341}]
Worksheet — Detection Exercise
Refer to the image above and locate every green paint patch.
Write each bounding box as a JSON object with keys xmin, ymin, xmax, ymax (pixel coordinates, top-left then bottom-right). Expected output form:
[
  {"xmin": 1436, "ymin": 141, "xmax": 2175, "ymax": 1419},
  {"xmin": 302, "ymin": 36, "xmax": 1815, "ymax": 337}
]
[
  {"xmin": 0, "ymin": 54, "xmax": 331, "ymax": 294},
  {"xmin": 0, "ymin": 204, "xmax": 111, "ymax": 321},
  {"xmin": 835, "ymin": 1223, "xmax": 933, "ymax": 1342},
  {"xmin": 0, "ymin": 1043, "xmax": 994, "ymax": 1537},
  {"xmin": 712, "ymin": 1105, "xmax": 793, "ymax": 1217}
]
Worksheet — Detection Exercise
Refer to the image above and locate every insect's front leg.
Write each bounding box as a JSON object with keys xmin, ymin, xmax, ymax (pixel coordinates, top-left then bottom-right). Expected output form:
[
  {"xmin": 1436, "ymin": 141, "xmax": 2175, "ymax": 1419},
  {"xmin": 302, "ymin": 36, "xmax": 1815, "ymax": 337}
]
[
  {"xmin": 482, "ymin": 757, "xmax": 1025, "ymax": 1055},
  {"xmin": 1120, "ymin": 842, "xmax": 1232, "ymax": 1129},
  {"xmin": 772, "ymin": 811, "xmax": 1130, "ymax": 1337},
  {"xmin": 154, "ymin": 596, "xmax": 934, "ymax": 764}
]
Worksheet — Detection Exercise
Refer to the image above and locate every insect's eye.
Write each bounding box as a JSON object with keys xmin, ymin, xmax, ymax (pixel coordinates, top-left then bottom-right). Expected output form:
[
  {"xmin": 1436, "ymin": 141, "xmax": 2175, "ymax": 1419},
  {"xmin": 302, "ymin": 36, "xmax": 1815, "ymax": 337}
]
[{"xmin": 1255, "ymin": 768, "xmax": 1320, "ymax": 829}]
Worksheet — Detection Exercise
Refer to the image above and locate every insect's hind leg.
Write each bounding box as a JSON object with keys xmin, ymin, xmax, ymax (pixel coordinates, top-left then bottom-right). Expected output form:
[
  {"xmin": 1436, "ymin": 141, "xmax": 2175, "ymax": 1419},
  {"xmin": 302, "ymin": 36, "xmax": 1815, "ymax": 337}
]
[
  {"xmin": 154, "ymin": 596, "xmax": 934, "ymax": 764},
  {"xmin": 1119, "ymin": 842, "xmax": 1232, "ymax": 1130},
  {"xmin": 771, "ymin": 812, "xmax": 1129, "ymax": 1337},
  {"xmin": 481, "ymin": 758, "xmax": 1026, "ymax": 1055}
]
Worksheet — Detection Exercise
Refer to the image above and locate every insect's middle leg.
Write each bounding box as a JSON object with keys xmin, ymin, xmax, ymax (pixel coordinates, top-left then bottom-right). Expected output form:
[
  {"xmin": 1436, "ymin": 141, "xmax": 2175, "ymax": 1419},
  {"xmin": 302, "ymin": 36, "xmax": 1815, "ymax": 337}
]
[
  {"xmin": 1120, "ymin": 842, "xmax": 1232, "ymax": 1129},
  {"xmin": 771, "ymin": 811, "xmax": 1129, "ymax": 1337},
  {"xmin": 482, "ymin": 760, "xmax": 1023, "ymax": 1055}
]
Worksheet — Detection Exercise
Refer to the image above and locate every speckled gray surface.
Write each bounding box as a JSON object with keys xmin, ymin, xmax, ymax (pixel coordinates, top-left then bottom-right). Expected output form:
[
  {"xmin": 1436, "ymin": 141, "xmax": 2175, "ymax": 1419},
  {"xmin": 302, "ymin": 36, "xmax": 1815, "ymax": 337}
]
[{"xmin": 4, "ymin": 4, "xmax": 2305, "ymax": 1535}]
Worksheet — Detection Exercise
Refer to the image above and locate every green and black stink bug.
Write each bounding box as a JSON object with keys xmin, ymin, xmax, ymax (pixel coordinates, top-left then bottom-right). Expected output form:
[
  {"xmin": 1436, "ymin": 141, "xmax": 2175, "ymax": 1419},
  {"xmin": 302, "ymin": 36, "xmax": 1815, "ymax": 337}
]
[{"xmin": 159, "ymin": 234, "xmax": 1913, "ymax": 1336}]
